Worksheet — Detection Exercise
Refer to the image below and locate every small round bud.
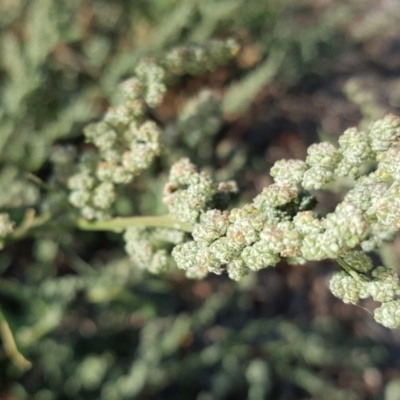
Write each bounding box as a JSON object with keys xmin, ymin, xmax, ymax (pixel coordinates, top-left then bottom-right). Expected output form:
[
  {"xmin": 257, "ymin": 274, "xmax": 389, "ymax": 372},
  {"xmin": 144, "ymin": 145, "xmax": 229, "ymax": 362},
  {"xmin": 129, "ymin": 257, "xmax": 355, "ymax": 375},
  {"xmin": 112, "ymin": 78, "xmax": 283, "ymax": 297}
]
[
  {"xmin": 226, "ymin": 258, "xmax": 249, "ymax": 281},
  {"xmin": 368, "ymin": 114, "xmax": 400, "ymax": 153},
  {"xmin": 374, "ymin": 300, "xmax": 400, "ymax": 329},
  {"xmin": 368, "ymin": 266, "xmax": 400, "ymax": 302},
  {"xmin": 253, "ymin": 183, "xmax": 298, "ymax": 209},
  {"xmin": 241, "ymin": 242, "xmax": 280, "ymax": 271},
  {"xmin": 306, "ymin": 142, "xmax": 339, "ymax": 168},
  {"xmin": 338, "ymin": 127, "xmax": 372, "ymax": 165},
  {"xmin": 329, "ymin": 271, "xmax": 368, "ymax": 304},
  {"xmin": 292, "ymin": 211, "xmax": 321, "ymax": 235},
  {"xmin": 209, "ymin": 237, "xmax": 241, "ymax": 264},
  {"xmin": 192, "ymin": 210, "xmax": 230, "ymax": 243},
  {"xmin": 302, "ymin": 166, "xmax": 333, "ymax": 190},
  {"xmin": 92, "ymin": 182, "xmax": 116, "ymax": 210},
  {"xmin": 270, "ymin": 159, "xmax": 307, "ymax": 184}
]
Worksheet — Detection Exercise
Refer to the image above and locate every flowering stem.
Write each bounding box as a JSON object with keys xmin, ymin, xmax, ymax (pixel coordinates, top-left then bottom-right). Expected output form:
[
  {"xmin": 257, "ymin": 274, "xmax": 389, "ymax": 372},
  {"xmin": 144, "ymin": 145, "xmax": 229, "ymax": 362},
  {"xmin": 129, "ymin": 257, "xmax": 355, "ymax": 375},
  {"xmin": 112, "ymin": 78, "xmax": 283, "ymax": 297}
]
[
  {"xmin": 76, "ymin": 214, "xmax": 193, "ymax": 233},
  {"xmin": 7, "ymin": 210, "xmax": 193, "ymax": 246}
]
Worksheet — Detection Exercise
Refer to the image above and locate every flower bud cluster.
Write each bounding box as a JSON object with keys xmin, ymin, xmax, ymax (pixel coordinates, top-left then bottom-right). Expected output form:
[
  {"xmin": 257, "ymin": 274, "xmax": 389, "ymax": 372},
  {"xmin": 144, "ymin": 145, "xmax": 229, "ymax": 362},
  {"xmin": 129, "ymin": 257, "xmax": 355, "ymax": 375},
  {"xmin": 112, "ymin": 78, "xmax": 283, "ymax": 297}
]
[
  {"xmin": 374, "ymin": 300, "xmax": 400, "ymax": 329},
  {"xmin": 329, "ymin": 271, "xmax": 370, "ymax": 305},
  {"xmin": 67, "ymin": 151, "xmax": 116, "ymax": 220},
  {"xmin": 268, "ymin": 114, "xmax": 400, "ymax": 253},
  {"xmin": 123, "ymin": 226, "xmax": 186, "ymax": 275},
  {"xmin": 270, "ymin": 115, "xmax": 400, "ymax": 190},
  {"xmin": 329, "ymin": 264, "xmax": 400, "ymax": 328},
  {"xmin": 172, "ymin": 182, "xmax": 368, "ymax": 280},
  {"xmin": 124, "ymin": 227, "xmax": 169, "ymax": 275},
  {"xmin": 163, "ymin": 158, "xmax": 238, "ymax": 224},
  {"xmin": 171, "ymin": 114, "xmax": 400, "ymax": 327},
  {"xmin": 0, "ymin": 213, "xmax": 14, "ymax": 250},
  {"xmin": 68, "ymin": 88, "xmax": 162, "ymax": 219},
  {"xmin": 67, "ymin": 40, "xmax": 238, "ymax": 219}
]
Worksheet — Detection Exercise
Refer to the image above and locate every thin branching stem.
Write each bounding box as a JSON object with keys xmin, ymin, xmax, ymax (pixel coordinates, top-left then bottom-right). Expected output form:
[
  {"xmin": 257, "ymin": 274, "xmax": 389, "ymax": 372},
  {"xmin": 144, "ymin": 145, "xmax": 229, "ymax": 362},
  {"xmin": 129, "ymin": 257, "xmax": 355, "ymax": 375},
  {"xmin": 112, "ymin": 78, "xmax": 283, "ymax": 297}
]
[
  {"xmin": 0, "ymin": 307, "xmax": 32, "ymax": 371},
  {"xmin": 76, "ymin": 214, "xmax": 193, "ymax": 233}
]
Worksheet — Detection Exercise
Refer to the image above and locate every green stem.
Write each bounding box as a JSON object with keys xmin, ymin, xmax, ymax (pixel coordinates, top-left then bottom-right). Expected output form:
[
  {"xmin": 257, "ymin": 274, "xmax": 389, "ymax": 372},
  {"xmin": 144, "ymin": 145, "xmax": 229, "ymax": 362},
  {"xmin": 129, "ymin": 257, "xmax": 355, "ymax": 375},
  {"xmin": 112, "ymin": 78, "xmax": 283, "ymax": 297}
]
[
  {"xmin": 76, "ymin": 214, "xmax": 193, "ymax": 233},
  {"xmin": 336, "ymin": 256, "xmax": 368, "ymax": 282},
  {"xmin": 0, "ymin": 307, "xmax": 32, "ymax": 370},
  {"xmin": 10, "ymin": 209, "xmax": 52, "ymax": 241},
  {"xmin": 7, "ymin": 211, "xmax": 193, "ymax": 245}
]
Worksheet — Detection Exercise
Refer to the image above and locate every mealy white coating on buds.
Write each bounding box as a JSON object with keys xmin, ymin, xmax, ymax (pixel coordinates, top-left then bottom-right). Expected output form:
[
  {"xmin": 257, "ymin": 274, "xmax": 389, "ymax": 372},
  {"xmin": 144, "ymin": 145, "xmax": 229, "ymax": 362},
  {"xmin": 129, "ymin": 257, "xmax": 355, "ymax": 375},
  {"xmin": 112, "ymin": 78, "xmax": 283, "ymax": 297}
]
[
  {"xmin": 84, "ymin": 122, "xmax": 117, "ymax": 152},
  {"xmin": 292, "ymin": 211, "xmax": 322, "ymax": 235},
  {"xmin": 192, "ymin": 210, "xmax": 230, "ymax": 243},
  {"xmin": 270, "ymin": 159, "xmax": 307, "ymax": 184},
  {"xmin": 124, "ymin": 227, "xmax": 170, "ymax": 274},
  {"xmin": 173, "ymin": 115, "xmax": 400, "ymax": 267},
  {"xmin": 338, "ymin": 127, "xmax": 372, "ymax": 165},
  {"xmin": 226, "ymin": 258, "xmax": 249, "ymax": 281},
  {"xmin": 253, "ymin": 183, "xmax": 299, "ymax": 209},
  {"xmin": 172, "ymin": 241, "xmax": 201, "ymax": 271},
  {"xmin": 306, "ymin": 142, "xmax": 339, "ymax": 168},
  {"xmin": 368, "ymin": 114, "xmax": 400, "ymax": 153},
  {"xmin": 375, "ymin": 147, "xmax": 400, "ymax": 181},
  {"xmin": 368, "ymin": 266, "xmax": 400, "ymax": 302},
  {"xmin": 68, "ymin": 40, "xmax": 239, "ymax": 220},
  {"xmin": 334, "ymin": 126, "xmax": 375, "ymax": 178},
  {"xmin": 92, "ymin": 182, "xmax": 116, "ymax": 210},
  {"xmin": 227, "ymin": 206, "xmax": 264, "ymax": 246},
  {"xmin": 69, "ymin": 74, "xmax": 162, "ymax": 219},
  {"xmin": 63, "ymin": 62, "xmax": 400, "ymax": 332},
  {"xmin": 329, "ymin": 271, "xmax": 369, "ymax": 304},
  {"xmin": 275, "ymin": 221, "xmax": 302, "ymax": 258},
  {"xmin": 323, "ymin": 202, "xmax": 367, "ymax": 248},
  {"xmin": 344, "ymin": 177, "xmax": 389, "ymax": 211},
  {"xmin": 152, "ymin": 228, "xmax": 186, "ymax": 245},
  {"xmin": 302, "ymin": 166, "xmax": 333, "ymax": 190},
  {"xmin": 374, "ymin": 300, "xmax": 400, "ymax": 328},
  {"xmin": 367, "ymin": 182, "xmax": 400, "ymax": 229},
  {"xmin": 360, "ymin": 221, "xmax": 396, "ymax": 253},
  {"xmin": 209, "ymin": 237, "xmax": 242, "ymax": 265},
  {"xmin": 298, "ymin": 202, "xmax": 367, "ymax": 261},
  {"xmin": 135, "ymin": 59, "xmax": 166, "ymax": 108},
  {"xmin": 241, "ymin": 242, "xmax": 280, "ymax": 271},
  {"xmin": 68, "ymin": 190, "xmax": 91, "ymax": 209},
  {"xmin": 163, "ymin": 158, "xmax": 237, "ymax": 224},
  {"xmin": 172, "ymin": 242, "xmax": 210, "ymax": 279},
  {"xmin": 68, "ymin": 171, "xmax": 96, "ymax": 191},
  {"xmin": 167, "ymin": 114, "xmax": 400, "ymax": 330}
]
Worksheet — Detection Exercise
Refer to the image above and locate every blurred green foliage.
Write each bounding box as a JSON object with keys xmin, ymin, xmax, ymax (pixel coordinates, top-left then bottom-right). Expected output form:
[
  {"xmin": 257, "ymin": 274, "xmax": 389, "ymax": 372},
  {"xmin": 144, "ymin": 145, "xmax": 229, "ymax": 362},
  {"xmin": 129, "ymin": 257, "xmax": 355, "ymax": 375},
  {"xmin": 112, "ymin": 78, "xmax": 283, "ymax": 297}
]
[{"xmin": 1, "ymin": 0, "xmax": 400, "ymax": 399}]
